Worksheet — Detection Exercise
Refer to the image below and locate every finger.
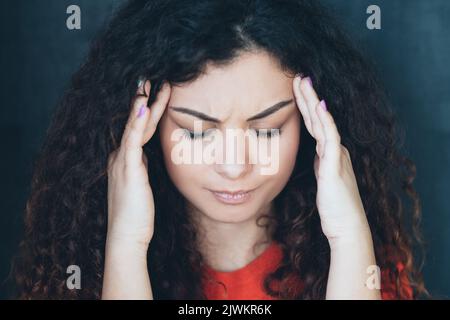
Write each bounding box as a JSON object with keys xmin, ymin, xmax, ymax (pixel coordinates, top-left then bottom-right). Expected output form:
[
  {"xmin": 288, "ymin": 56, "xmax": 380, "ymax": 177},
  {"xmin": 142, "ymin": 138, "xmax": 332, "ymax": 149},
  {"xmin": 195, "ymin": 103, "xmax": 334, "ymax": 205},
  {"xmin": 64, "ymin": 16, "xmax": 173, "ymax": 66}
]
[
  {"xmin": 129, "ymin": 76, "xmax": 150, "ymax": 109},
  {"xmin": 316, "ymin": 99, "xmax": 341, "ymax": 145},
  {"xmin": 316, "ymin": 99, "xmax": 341, "ymax": 160},
  {"xmin": 293, "ymin": 75, "xmax": 313, "ymax": 135},
  {"xmin": 300, "ymin": 77, "xmax": 326, "ymax": 156},
  {"xmin": 142, "ymin": 81, "xmax": 171, "ymax": 142},
  {"xmin": 120, "ymin": 80, "xmax": 152, "ymax": 165}
]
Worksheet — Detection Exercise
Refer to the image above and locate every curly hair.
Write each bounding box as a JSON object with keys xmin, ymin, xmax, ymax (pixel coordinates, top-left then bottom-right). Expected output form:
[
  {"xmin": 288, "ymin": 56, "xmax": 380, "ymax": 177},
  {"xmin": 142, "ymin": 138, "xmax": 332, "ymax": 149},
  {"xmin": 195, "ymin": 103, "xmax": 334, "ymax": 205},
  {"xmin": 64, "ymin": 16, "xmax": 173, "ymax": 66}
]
[{"xmin": 13, "ymin": 0, "xmax": 427, "ymax": 299}]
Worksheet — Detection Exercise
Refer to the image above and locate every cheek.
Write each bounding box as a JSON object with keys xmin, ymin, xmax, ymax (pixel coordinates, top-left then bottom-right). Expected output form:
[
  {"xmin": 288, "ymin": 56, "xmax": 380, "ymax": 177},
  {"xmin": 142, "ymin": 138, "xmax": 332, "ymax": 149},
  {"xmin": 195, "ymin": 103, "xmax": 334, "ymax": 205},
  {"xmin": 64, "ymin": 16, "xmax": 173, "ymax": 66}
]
[
  {"xmin": 281, "ymin": 123, "xmax": 300, "ymax": 164},
  {"xmin": 159, "ymin": 118, "xmax": 206, "ymax": 188},
  {"xmin": 158, "ymin": 114, "xmax": 173, "ymax": 166},
  {"xmin": 263, "ymin": 117, "xmax": 300, "ymax": 182},
  {"xmin": 247, "ymin": 123, "xmax": 300, "ymax": 209}
]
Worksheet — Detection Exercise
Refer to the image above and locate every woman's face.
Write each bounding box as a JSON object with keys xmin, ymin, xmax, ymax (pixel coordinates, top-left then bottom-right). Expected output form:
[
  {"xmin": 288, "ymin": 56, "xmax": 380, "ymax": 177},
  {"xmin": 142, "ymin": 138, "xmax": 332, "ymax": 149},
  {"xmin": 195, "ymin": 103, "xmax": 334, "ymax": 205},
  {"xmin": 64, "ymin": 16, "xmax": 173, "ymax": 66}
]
[{"xmin": 159, "ymin": 51, "xmax": 300, "ymax": 223}]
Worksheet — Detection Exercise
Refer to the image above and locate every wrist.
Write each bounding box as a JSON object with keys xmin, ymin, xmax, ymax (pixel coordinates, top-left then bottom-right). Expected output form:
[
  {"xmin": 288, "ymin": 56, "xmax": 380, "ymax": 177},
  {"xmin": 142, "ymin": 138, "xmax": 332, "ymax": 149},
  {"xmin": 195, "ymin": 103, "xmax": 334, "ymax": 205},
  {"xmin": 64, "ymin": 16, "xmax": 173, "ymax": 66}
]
[
  {"xmin": 105, "ymin": 233, "xmax": 150, "ymax": 259},
  {"xmin": 327, "ymin": 222, "xmax": 373, "ymax": 252}
]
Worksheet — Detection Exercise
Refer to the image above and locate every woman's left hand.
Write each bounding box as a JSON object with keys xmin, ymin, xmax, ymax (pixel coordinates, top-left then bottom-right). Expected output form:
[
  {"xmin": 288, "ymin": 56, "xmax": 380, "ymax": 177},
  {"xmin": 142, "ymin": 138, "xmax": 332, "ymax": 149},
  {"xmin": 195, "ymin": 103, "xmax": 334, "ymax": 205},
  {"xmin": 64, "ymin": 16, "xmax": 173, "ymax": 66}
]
[
  {"xmin": 292, "ymin": 75, "xmax": 370, "ymax": 243},
  {"xmin": 293, "ymin": 75, "xmax": 380, "ymax": 299}
]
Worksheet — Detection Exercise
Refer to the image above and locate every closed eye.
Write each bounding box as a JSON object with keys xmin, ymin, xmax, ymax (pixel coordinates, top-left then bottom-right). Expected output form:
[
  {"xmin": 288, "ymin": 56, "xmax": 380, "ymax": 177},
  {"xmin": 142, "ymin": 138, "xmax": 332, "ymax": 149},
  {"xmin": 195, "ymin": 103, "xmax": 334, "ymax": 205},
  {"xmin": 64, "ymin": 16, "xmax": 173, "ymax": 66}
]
[
  {"xmin": 182, "ymin": 128, "xmax": 215, "ymax": 140},
  {"xmin": 182, "ymin": 128, "xmax": 282, "ymax": 140},
  {"xmin": 252, "ymin": 128, "xmax": 282, "ymax": 139}
]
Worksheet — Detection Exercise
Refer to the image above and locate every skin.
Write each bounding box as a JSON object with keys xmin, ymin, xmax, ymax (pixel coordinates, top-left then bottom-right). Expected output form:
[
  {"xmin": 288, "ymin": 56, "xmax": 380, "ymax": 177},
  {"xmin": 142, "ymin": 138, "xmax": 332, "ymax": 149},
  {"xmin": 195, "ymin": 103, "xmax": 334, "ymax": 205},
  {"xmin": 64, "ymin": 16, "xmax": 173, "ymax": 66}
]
[
  {"xmin": 102, "ymin": 51, "xmax": 380, "ymax": 300},
  {"xmin": 158, "ymin": 52, "xmax": 300, "ymax": 270}
]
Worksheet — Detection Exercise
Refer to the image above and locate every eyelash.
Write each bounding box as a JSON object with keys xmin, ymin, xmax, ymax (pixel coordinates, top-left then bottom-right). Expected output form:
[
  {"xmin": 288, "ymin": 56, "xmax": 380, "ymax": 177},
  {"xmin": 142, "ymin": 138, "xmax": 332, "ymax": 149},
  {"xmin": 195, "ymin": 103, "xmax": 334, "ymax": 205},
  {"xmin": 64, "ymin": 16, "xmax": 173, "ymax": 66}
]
[
  {"xmin": 182, "ymin": 128, "xmax": 282, "ymax": 140},
  {"xmin": 252, "ymin": 128, "xmax": 282, "ymax": 139},
  {"xmin": 183, "ymin": 129, "xmax": 209, "ymax": 140}
]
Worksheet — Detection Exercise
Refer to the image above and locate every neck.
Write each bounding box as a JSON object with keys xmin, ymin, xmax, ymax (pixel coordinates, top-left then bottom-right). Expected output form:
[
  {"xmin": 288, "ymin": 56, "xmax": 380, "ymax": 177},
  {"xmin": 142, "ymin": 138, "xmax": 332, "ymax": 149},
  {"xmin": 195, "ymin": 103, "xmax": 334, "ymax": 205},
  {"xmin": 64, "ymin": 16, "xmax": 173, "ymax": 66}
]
[{"xmin": 188, "ymin": 203, "xmax": 275, "ymax": 272}]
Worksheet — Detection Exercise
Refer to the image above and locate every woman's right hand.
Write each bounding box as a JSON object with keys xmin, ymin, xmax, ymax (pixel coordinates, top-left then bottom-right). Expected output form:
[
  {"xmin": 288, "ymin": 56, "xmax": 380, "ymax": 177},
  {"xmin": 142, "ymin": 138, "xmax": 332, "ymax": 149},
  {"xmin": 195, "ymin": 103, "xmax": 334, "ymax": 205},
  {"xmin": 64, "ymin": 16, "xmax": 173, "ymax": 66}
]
[{"xmin": 106, "ymin": 80, "xmax": 171, "ymax": 249}]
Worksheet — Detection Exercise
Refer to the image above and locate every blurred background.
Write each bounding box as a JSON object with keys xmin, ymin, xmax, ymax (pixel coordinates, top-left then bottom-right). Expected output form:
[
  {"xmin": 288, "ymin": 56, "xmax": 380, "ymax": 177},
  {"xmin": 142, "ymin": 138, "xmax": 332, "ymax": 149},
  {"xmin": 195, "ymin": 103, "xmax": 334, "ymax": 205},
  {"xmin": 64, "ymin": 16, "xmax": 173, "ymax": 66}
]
[{"xmin": 0, "ymin": 0, "xmax": 449, "ymax": 298}]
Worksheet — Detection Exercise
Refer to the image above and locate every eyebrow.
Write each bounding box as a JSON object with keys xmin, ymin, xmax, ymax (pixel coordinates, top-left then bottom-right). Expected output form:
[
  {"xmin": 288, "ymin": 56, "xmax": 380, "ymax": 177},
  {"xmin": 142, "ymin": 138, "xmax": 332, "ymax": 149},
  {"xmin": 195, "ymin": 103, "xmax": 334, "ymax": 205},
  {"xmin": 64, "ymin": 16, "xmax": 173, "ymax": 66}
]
[{"xmin": 169, "ymin": 99, "xmax": 294, "ymax": 123}]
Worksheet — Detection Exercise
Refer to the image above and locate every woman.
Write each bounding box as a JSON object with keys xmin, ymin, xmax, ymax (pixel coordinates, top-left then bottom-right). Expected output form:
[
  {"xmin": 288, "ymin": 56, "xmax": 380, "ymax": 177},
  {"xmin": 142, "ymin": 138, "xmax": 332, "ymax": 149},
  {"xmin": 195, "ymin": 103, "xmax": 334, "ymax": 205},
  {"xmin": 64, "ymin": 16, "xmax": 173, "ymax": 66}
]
[{"xmin": 14, "ymin": 0, "xmax": 427, "ymax": 299}]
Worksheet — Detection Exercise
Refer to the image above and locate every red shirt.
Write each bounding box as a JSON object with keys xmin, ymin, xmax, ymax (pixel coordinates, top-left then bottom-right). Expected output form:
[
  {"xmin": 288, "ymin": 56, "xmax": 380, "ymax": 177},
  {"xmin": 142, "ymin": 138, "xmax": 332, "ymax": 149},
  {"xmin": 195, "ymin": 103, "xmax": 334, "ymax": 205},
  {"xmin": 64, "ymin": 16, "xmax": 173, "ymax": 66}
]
[{"xmin": 203, "ymin": 242, "xmax": 413, "ymax": 300}]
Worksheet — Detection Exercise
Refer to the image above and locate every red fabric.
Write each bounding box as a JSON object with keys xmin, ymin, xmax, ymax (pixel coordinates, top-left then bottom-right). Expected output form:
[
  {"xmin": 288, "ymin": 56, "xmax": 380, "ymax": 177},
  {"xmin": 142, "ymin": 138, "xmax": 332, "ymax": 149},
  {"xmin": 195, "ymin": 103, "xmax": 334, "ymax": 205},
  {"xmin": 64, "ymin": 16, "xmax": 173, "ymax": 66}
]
[
  {"xmin": 380, "ymin": 261, "xmax": 413, "ymax": 299},
  {"xmin": 203, "ymin": 242, "xmax": 413, "ymax": 300}
]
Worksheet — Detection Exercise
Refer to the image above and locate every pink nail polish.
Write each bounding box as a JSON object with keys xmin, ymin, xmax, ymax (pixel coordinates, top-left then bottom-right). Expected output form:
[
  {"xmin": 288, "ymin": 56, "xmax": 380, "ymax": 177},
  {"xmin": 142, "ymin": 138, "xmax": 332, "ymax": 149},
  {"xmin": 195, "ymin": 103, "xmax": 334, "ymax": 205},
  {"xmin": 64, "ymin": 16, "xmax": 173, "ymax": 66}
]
[
  {"xmin": 137, "ymin": 104, "xmax": 147, "ymax": 117},
  {"xmin": 305, "ymin": 77, "xmax": 313, "ymax": 87},
  {"xmin": 320, "ymin": 100, "xmax": 327, "ymax": 111}
]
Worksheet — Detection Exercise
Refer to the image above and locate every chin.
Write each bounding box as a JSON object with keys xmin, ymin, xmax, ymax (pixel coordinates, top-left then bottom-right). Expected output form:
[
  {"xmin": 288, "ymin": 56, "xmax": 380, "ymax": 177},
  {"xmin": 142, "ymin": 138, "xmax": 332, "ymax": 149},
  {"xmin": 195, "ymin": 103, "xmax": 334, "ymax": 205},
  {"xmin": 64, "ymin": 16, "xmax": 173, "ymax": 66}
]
[{"xmin": 191, "ymin": 201, "xmax": 261, "ymax": 224}]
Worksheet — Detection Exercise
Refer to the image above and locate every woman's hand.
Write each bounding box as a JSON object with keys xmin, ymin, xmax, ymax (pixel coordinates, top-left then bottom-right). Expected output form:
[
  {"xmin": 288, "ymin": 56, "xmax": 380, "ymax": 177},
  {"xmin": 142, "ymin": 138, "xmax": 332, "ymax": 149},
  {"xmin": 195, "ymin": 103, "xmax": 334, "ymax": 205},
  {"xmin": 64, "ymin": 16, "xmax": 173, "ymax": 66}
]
[
  {"xmin": 293, "ymin": 75, "xmax": 380, "ymax": 299},
  {"xmin": 106, "ymin": 80, "xmax": 171, "ymax": 248},
  {"xmin": 292, "ymin": 75, "xmax": 369, "ymax": 242},
  {"xmin": 102, "ymin": 80, "xmax": 171, "ymax": 300}
]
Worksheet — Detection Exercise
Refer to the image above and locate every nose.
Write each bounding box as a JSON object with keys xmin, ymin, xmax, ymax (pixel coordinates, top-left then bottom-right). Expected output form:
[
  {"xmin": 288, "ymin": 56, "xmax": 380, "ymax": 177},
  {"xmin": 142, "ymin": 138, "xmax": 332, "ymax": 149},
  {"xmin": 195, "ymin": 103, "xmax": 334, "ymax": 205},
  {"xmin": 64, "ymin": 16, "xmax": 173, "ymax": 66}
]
[
  {"xmin": 214, "ymin": 130, "xmax": 253, "ymax": 180},
  {"xmin": 215, "ymin": 162, "xmax": 252, "ymax": 180}
]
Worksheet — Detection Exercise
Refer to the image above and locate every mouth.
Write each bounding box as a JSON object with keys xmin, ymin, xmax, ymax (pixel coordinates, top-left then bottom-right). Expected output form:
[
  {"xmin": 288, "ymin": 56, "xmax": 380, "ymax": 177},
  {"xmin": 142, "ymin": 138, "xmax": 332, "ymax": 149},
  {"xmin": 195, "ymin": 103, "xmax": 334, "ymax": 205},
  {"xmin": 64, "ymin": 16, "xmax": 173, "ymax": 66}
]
[{"xmin": 207, "ymin": 188, "xmax": 255, "ymax": 205}]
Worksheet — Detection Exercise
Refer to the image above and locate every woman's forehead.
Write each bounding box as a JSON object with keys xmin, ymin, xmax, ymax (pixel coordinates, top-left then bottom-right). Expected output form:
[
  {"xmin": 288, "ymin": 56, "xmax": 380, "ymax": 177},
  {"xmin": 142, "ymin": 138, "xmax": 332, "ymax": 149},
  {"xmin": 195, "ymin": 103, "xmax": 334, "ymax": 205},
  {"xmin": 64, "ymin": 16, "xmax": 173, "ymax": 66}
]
[{"xmin": 168, "ymin": 52, "xmax": 294, "ymax": 118}]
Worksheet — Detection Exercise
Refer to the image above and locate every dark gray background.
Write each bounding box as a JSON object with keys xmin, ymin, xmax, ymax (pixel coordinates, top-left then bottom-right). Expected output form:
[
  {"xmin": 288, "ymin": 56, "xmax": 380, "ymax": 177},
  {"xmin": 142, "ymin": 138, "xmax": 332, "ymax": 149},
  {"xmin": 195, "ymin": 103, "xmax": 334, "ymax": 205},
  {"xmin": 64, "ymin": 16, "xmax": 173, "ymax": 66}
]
[{"xmin": 0, "ymin": 0, "xmax": 449, "ymax": 298}]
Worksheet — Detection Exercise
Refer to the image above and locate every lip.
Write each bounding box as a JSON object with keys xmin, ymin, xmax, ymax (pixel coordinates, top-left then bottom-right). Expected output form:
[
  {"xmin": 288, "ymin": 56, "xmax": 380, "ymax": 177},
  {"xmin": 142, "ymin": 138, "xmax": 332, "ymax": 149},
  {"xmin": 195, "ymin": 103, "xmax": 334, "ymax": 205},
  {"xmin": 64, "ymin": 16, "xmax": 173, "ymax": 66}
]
[{"xmin": 208, "ymin": 188, "xmax": 255, "ymax": 205}]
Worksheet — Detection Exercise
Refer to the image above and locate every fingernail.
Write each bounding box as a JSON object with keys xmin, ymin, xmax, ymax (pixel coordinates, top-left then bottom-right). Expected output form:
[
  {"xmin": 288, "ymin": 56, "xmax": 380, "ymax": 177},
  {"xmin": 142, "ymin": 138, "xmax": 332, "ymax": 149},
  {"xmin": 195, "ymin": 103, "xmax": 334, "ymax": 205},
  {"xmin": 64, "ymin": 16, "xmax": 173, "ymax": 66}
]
[
  {"xmin": 305, "ymin": 77, "xmax": 313, "ymax": 87},
  {"xmin": 137, "ymin": 104, "xmax": 147, "ymax": 118},
  {"xmin": 320, "ymin": 100, "xmax": 327, "ymax": 111},
  {"xmin": 137, "ymin": 76, "xmax": 146, "ymax": 89}
]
